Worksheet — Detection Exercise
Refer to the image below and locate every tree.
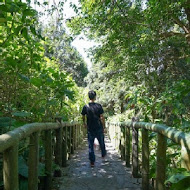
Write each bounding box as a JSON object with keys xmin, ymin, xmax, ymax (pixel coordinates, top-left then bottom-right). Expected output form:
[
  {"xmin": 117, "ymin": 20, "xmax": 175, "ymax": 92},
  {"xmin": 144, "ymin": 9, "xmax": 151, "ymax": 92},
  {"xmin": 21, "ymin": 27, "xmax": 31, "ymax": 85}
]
[
  {"xmin": 68, "ymin": 0, "xmax": 190, "ymax": 127},
  {"xmin": 0, "ymin": 0, "xmax": 81, "ymax": 126},
  {"xmin": 43, "ymin": 19, "xmax": 88, "ymax": 87}
]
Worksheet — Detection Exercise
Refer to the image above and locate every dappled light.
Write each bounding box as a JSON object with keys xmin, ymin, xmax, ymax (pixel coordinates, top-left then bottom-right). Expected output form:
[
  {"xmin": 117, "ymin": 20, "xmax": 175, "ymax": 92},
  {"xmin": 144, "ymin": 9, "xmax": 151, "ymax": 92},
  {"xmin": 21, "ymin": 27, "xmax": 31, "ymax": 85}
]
[{"xmin": 53, "ymin": 137, "xmax": 141, "ymax": 190}]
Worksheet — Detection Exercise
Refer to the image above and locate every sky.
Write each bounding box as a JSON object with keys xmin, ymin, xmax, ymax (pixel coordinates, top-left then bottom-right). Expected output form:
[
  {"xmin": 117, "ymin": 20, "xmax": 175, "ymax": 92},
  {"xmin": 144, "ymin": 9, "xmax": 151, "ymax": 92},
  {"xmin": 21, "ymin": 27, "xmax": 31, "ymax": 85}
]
[{"xmin": 30, "ymin": 0, "xmax": 95, "ymax": 70}]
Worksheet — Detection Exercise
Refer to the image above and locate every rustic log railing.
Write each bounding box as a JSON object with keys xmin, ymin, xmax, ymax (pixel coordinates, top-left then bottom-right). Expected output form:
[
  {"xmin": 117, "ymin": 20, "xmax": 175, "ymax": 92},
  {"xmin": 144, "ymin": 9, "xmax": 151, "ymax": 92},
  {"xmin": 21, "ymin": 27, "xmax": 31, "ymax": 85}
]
[
  {"xmin": 0, "ymin": 121, "xmax": 85, "ymax": 190},
  {"xmin": 107, "ymin": 121, "xmax": 190, "ymax": 190}
]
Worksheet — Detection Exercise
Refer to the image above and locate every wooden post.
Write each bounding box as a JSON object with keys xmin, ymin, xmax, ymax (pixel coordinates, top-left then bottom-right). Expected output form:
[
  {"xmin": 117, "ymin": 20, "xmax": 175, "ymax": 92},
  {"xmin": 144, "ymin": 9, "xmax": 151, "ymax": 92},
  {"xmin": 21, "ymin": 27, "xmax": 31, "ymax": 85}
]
[
  {"xmin": 76, "ymin": 125, "xmax": 80, "ymax": 148},
  {"xmin": 44, "ymin": 130, "xmax": 52, "ymax": 190},
  {"xmin": 142, "ymin": 129, "xmax": 149, "ymax": 190},
  {"xmin": 55, "ymin": 126, "xmax": 62, "ymax": 176},
  {"xmin": 117, "ymin": 124, "xmax": 120, "ymax": 150},
  {"xmin": 75, "ymin": 125, "xmax": 77, "ymax": 148},
  {"xmin": 28, "ymin": 132, "xmax": 39, "ymax": 190},
  {"xmin": 116, "ymin": 124, "xmax": 119, "ymax": 150},
  {"xmin": 78, "ymin": 125, "xmax": 81, "ymax": 145},
  {"xmin": 118, "ymin": 124, "xmax": 121, "ymax": 155},
  {"xmin": 110, "ymin": 123, "xmax": 112, "ymax": 140},
  {"xmin": 55, "ymin": 127, "xmax": 62, "ymax": 166},
  {"xmin": 112, "ymin": 123, "xmax": 114, "ymax": 146},
  {"xmin": 125, "ymin": 126, "xmax": 131, "ymax": 167},
  {"xmin": 181, "ymin": 145, "xmax": 190, "ymax": 170},
  {"xmin": 68, "ymin": 126, "xmax": 71, "ymax": 159},
  {"xmin": 156, "ymin": 133, "xmax": 166, "ymax": 190},
  {"xmin": 110, "ymin": 123, "xmax": 113, "ymax": 144},
  {"xmin": 108, "ymin": 122, "xmax": 110, "ymax": 140},
  {"xmin": 62, "ymin": 125, "xmax": 67, "ymax": 167},
  {"xmin": 121, "ymin": 124, "xmax": 125, "ymax": 159},
  {"xmin": 114, "ymin": 124, "xmax": 117, "ymax": 148},
  {"xmin": 76, "ymin": 125, "xmax": 79, "ymax": 147},
  {"xmin": 73, "ymin": 125, "xmax": 76, "ymax": 150},
  {"xmin": 81, "ymin": 124, "xmax": 83, "ymax": 143},
  {"xmin": 3, "ymin": 143, "xmax": 19, "ymax": 190},
  {"xmin": 71, "ymin": 125, "xmax": 74, "ymax": 154},
  {"xmin": 132, "ymin": 125, "xmax": 139, "ymax": 177},
  {"xmin": 80, "ymin": 124, "xmax": 84, "ymax": 143},
  {"xmin": 77, "ymin": 125, "xmax": 79, "ymax": 148}
]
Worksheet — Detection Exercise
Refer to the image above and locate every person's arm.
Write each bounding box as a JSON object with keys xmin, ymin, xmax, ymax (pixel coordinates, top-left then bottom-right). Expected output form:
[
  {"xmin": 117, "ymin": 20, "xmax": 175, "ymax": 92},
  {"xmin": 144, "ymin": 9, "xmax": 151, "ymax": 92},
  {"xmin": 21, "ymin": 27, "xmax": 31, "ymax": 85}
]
[
  {"xmin": 100, "ymin": 114, "xmax": 106, "ymax": 132},
  {"xmin": 81, "ymin": 105, "xmax": 87, "ymax": 128},
  {"xmin": 82, "ymin": 115, "xmax": 87, "ymax": 128}
]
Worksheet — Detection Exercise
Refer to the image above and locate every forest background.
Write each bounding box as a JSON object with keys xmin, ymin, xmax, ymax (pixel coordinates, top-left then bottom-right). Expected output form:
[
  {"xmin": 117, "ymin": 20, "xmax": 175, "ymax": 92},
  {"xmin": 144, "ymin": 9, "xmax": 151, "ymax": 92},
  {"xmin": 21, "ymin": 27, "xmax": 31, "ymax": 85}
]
[{"xmin": 0, "ymin": 0, "xmax": 190, "ymax": 189}]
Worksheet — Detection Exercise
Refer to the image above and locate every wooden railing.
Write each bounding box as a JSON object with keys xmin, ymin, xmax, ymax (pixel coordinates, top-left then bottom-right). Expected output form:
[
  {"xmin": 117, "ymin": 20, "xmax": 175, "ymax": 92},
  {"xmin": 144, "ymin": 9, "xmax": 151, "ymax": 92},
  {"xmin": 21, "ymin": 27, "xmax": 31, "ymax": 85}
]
[
  {"xmin": 107, "ymin": 121, "xmax": 190, "ymax": 190},
  {"xmin": 0, "ymin": 121, "xmax": 85, "ymax": 190}
]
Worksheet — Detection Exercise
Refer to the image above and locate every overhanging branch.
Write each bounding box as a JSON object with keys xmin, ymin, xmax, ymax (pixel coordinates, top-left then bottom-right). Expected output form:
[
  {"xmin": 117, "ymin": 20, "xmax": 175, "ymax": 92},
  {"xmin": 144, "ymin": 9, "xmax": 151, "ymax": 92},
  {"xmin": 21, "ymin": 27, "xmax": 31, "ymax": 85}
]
[
  {"xmin": 159, "ymin": 31, "xmax": 185, "ymax": 39},
  {"xmin": 172, "ymin": 15, "xmax": 190, "ymax": 34}
]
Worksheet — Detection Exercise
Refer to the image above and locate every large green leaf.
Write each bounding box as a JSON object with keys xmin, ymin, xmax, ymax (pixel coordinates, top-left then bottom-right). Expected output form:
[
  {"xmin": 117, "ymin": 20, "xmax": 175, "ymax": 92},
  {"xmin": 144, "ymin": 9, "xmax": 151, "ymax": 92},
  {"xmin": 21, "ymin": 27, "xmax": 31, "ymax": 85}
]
[
  {"xmin": 18, "ymin": 73, "xmax": 30, "ymax": 82},
  {"xmin": 21, "ymin": 27, "xmax": 28, "ymax": 40},
  {"xmin": 47, "ymin": 99, "xmax": 58, "ymax": 106},
  {"xmin": 182, "ymin": 119, "xmax": 190, "ymax": 129},
  {"xmin": 19, "ymin": 177, "xmax": 28, "ymax": 190},
  {"xmin": 38, "ymin": 163, "xmax": 46, "ymax": 177},
  {"xmin": 0, "ymin": 117, "xmax": 12, "ymax": 123},
  {"xmin": 65, "ymin": 89, "xmax": 74, "ymax": 100},
  {"xmin": 0, "ymin": 17, "xmax": 6, "ymax": 23},
  {"xmin": 166, "ymin": 170, "xmax": 190, "ymax": 190},
  {"xmin": 18, "ymin": 156, "xmax": 28, "ymax": 178},
  {"xmin": 0, "ymin": 4, "xmax": 8, "ymax": 12},
  {"xmin": 38, "ymin": 107, "xmax": 45, "ymax": 114},
  {"xmin": 13, "ymin": 111, "xmax": 31, "ymax": 117},
  {"xmin": 30, "ymin": 26, "xmax": 37, "ymax": 35},
  {"xmin": 14, "ymin": 26, "xmax": 22, "ymax": 35},
  {"xmin": 46, "ymin": 77, "xmax": 54, "ymax": 83},
  {"xmin": 30, "ymin": 77, "xmax": 42, "ymax": 87},
  {"xmin": 23, "ymin": 9, "xmax": 37, "ymax": 17},
  {"xmin": 0, "ymin": 117, "xmax": 15, "ymax": 127}
]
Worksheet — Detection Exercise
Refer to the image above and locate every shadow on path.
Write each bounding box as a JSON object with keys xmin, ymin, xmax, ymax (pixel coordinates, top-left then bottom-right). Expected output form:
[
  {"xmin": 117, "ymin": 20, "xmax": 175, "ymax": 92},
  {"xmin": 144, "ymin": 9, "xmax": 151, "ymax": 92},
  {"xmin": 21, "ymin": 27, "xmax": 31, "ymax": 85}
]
[{"xmin": 53, "ymin": 137, "xmax": 142, "ymax": 190}]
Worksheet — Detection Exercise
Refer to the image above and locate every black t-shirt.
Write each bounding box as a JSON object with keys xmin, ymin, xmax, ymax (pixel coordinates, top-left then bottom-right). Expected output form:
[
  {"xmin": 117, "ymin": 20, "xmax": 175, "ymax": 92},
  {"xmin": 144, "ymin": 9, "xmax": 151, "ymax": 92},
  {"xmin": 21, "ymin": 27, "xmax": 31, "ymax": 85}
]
[{"xmin": 81, "ymin": 102, "xmax": 104, "ymax": 133}]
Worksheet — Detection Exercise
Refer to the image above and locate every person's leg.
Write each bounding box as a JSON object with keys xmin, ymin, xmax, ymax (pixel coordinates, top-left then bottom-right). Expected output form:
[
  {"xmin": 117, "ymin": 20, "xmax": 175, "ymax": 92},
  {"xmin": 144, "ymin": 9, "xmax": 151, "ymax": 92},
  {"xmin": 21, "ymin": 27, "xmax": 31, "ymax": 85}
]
[
  {"xmin": 96, "ymin": 132, "xmax": 106, "ymax": 157},
  {"xmin": 88, "ymin": 132, "xmax": 95, "ymax": 163}
]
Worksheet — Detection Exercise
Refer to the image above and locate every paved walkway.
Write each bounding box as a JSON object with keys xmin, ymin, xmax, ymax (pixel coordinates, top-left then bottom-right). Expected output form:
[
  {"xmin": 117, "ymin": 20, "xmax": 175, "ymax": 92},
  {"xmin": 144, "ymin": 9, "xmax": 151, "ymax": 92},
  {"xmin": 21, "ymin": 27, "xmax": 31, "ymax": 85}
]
[{"xmin": 53, "ymin": 137, "xmax": 142, "ymax": 190}]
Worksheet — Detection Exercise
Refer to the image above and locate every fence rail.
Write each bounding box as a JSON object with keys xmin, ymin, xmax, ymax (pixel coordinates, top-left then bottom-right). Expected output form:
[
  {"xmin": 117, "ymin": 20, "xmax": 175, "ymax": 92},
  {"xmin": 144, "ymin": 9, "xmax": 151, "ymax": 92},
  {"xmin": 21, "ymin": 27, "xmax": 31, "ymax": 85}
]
[
  {"xmin": 0, "ymin": 121, "xmax": 85, "ymax": 190},
  {"xmin": 107, "ymin": 121, "xmax": 190, "ymax": 190}
]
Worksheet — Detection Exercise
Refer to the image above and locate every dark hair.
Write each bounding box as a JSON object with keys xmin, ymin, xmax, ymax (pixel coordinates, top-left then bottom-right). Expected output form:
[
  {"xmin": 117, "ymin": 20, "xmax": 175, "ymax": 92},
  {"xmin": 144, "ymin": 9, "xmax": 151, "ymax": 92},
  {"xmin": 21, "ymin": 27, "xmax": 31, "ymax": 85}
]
[{"xmin": 88, "ymin": 90, "xmax": 96, "ymax": 100}]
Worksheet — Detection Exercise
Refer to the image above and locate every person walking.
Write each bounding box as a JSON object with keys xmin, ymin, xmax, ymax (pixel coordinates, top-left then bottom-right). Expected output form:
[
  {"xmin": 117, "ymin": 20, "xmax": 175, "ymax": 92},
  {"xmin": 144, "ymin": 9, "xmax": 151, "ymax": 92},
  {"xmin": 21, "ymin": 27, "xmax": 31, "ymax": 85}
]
[{"xmin": 81, "ymin": 90, "xmax": 106, "ymax": 167}]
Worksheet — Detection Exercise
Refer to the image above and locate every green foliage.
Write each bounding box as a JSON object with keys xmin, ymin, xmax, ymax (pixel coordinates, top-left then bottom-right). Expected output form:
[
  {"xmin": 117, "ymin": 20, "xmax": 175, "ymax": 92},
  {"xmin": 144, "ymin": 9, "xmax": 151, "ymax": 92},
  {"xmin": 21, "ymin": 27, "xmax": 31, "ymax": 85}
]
[
  {"xmin": 43, "ymin": 20, "xmax": 88, "ymax": 87},
  {"xmin": 18, "ymin": 156, "xmax": 28, "ymax": 178},
  {"xmin": 68, "ymin": 0, "xmax": 190, "ymax": 127},
  {"xmin": 0, "ymin": 0, "xmax": 87, "ymax": 189},
  {"xmin": 0, "ymin": 117, "xmax": 15, "ymax": 134},
  {"xmin": 0, "ymin": 0, "xmax": 189, "ymax": 188},
  {"xmin": 166, "ymin": 168, "xmax": 190, "ymax": 190},
  {"xmin": 75, "ymin": 1, "xmax": 190, "ymax": 183},
  {"xmin": 0, "ymin": 0, "xmax": 85, "ymax": 131},
  {"xmin": 19, "ymin": 177, "xmax": 28, "ymax": 190}
]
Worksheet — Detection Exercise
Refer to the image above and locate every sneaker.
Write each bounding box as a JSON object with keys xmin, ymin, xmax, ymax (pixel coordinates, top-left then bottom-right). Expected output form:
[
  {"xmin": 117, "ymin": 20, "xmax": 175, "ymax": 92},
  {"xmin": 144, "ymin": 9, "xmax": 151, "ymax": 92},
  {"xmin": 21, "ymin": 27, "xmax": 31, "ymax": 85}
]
[
  {"xmin": 102, "ymin": 155, "xmax": 108, "ymax": 162},
  {"xmin": 102, "ymin": 154, "xmax": 106, "ymax": 159},
  {"xmin": 90, "ymin": 162, "xmax": 95, "ymax": 167}
]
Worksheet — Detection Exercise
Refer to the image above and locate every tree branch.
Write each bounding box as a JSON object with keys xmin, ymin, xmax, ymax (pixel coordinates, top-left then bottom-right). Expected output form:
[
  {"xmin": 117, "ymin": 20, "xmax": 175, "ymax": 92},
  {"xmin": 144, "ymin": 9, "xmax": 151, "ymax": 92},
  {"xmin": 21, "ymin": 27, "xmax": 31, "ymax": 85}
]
[
  {"xmin": 159, "ymin": 31, "xmax": 185, "ymax": 39},
  {"xmin": 114, "ymin": 1, "xmax": 149, "ymax": 27},
  {"xmin": 172, "ymin": 15, "xmax": 190, "ymax": 34},
  {"xmin": 183, "ymin": 0, "xmax": 190, "ymax": 28}
]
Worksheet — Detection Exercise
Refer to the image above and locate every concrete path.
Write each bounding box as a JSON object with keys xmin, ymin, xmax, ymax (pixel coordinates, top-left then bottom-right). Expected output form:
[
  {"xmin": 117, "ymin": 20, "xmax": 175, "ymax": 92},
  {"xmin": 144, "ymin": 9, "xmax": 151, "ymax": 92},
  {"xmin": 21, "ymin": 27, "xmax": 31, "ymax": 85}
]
[{"xmin": 53, "ymin": 137, "xmax": 142, "ymax": 190}]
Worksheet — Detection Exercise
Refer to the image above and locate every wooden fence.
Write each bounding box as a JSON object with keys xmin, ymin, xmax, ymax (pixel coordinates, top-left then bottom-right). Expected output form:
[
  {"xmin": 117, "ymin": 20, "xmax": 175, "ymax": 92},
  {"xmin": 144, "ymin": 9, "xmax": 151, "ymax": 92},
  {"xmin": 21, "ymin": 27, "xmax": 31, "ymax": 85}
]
[
  {"xmin": 0, "ymin": 121, "xmax": 85, "ymax": 190},
  {"xmin": 107, "ymin": 121, "xmax": 190, "ymax": 190}
]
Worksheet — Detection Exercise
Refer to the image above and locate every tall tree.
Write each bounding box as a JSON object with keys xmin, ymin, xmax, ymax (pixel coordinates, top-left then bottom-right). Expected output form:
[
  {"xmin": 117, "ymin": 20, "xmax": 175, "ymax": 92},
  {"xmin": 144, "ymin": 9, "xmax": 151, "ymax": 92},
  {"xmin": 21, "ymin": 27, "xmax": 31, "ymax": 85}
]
[{"xmin": 43, "ymin": 19, "xmax": 88, "ymax": 87}]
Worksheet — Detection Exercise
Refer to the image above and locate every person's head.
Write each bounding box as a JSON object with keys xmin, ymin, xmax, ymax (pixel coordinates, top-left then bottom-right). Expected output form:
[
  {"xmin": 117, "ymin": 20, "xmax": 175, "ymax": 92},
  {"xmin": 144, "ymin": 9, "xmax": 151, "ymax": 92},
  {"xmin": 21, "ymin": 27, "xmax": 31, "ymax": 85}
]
[{"xmin": 88, "ymin": 90, "xmax": 96, "ymax": 100}]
